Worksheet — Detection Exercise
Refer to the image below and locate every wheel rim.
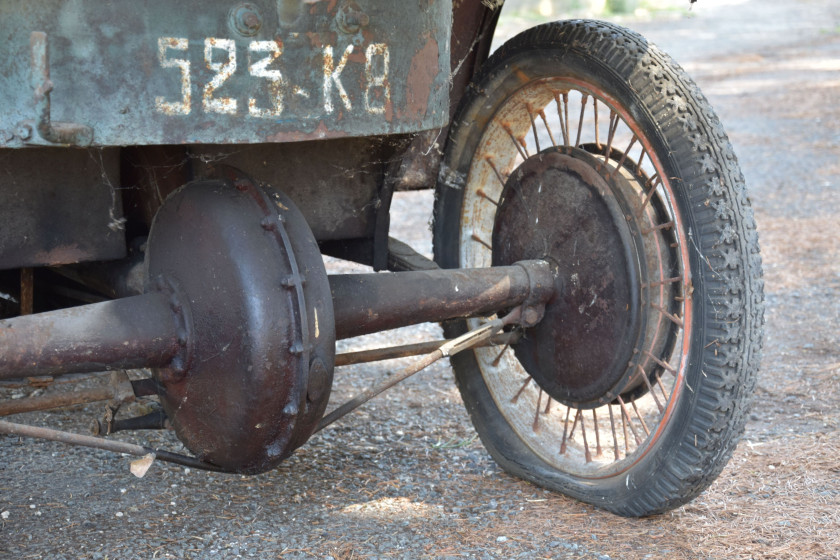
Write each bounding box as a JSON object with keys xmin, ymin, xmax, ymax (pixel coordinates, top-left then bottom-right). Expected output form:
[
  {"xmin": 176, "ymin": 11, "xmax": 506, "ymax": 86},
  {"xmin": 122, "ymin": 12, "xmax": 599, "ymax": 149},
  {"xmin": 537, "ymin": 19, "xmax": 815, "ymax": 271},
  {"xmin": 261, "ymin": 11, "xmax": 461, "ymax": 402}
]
[{"xmin": 460, "ymin": 77, "xmax": 693, "ymax": 478}]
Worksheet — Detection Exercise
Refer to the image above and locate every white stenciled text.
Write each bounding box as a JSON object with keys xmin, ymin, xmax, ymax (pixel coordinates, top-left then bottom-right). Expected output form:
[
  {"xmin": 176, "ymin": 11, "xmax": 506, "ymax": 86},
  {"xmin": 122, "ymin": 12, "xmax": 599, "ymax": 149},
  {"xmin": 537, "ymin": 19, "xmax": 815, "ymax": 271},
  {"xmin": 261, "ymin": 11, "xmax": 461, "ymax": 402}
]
[{"xmin": 154, "ymin": 37, "xmax": 391, "ymax": 118}]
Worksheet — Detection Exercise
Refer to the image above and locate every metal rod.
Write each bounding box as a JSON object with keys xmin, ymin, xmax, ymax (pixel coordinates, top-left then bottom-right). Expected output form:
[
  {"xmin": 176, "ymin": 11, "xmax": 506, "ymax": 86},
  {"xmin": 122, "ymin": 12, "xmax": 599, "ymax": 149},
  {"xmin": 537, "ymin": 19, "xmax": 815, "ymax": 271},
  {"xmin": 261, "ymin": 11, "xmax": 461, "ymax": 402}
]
[
  {"xmin": 0, "ymin": 386, "xmax": 115, "ymax": 417},
  {"xmin": 0, "ymin": 261, "xmax": 552, "ymax": 381},
  {"xmin": 0, "ymin": 292, "xmax": 181, "ymax": 380},
  {"xmin": 0, "ymin": 420, "xmax": 224, "ymax": 472},
  {"xmin": 20, "ymin": 268, "xmax": 33, "ymax": 315},
  {"xmin": 316, "ymin": 309, "xmax": 520, "ymax": 432},
  {"xmin": 334, "ymin": 332, "xmax": 519, "ymax": 367},
  {"xmin": 330, "ymin": 260, "xmax": 553, "ymax": 340}
]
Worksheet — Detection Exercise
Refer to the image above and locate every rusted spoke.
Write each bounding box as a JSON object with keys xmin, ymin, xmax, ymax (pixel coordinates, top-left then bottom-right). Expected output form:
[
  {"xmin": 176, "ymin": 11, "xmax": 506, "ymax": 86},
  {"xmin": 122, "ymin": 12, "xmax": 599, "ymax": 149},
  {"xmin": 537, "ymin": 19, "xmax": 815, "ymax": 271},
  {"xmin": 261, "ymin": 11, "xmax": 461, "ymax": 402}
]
[
  {"xmin": 492, "ymin": 343, "xmax": 510, "ymax": 367},
  {"xmin": 617, "ymin": 396, "xmax": 643, "ymax": 446},
  {"xmin": 608, "ymin": 405, "xmax": 620, "ymax": 460},
  {"xmin": 650, "ymin": 303, "xmax": 684, "ymax": 329},
  {"xmin": 593, "ymin": 98, "xmax": 600, "ymax": 148},
  {"xmin": 636, "ymin": 146, "xmax": 647, "ymax": 170},
  {"xmin": 485, "ymin": 157, "xmax": 508, "ymax": 188},
  {"xmin": 477, "ymin": 188, "xmax": 500, "ymax": 207},
  {"xmin": 562, "ymin": 92, "xmax": 570, "ymax": 146},
  {"xmin": 631, "ymin": 397, "xmax": 651, "ymax": 436},
  {"xmin": 580, "ymin": 410, "xmax": 592, "ymax": 463},
  {"xmin": 604, "ymin": 110, "xmax": 619, "ymax": 160},
  {"xmin": 471, "ymin": 232, "xmax": 493, "ymax": 251},
  {"xmin": 636, "ymin": 364, "xmax": 664, "ymax": 413},
  {"xmin": 592, "ymin": 409, "xmax": 603, "ymax": 457},
  {"xmin": 643, "ymin": 276, "xmax": 682, "ymax": 288},
  {"xmin": 538, "ymin": 109, "xmax": 557, "ymax": 147},
  {"xmin": 642, "ymin": 221, "xmax": 675, "ymax": 235},
  {"xmin": 527, "ymin": 104, "xmax": 541, "ymax": 154},
  {"xmin": 544, "ymin": 394, "xmax": 552, "ymax": 414},
  {"xmin": 511, "ymin": 376, "xmax": 532, "ymax": 404},
  {"xmin": 568, "ymin": 407, "xmax": 581, "ymax": 440},
  {"xmin": 533, "ymin": 389, "xmax": 543, "ymax": 432},
  {"xmin": 502, "ymin": 123, "xmax": 529, "ymax": 160},
  {"xmin": 645, "ymin": 350, "xmax": 678, "ymax": 375},
  {"xmin": 559, "ymin": 406, "xmax": 572, "ymax": 455},
  {"xmin": 554, "ymin": 92, "xmax": 570, "ymax": 146},
  {"xmin": 621, "ymin": 405, "xmax": 630, "ymax": 453},
  {"xmin": 637, "ymin": 174, "xmax": 662, "ymax": 217},
  {"xmin": 575, "ymin": 94, "xmax": 588, "ymax": 148},
  {"xmin": 655, "ymin": 372, "xmax": 671, "ymax": 402},
  {"xmin": 609, "ymin": 136, "xmax": 638, "ymax": 179}
]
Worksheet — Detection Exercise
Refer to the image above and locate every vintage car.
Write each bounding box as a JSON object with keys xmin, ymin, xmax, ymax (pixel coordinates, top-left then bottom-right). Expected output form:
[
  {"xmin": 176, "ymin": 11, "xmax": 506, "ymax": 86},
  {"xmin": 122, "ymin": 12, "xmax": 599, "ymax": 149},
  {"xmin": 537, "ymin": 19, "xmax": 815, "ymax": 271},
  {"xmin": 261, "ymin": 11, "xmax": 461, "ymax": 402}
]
[{"xmin": 0, "ymin": 0, "xmax": 762, "ymax": 517}]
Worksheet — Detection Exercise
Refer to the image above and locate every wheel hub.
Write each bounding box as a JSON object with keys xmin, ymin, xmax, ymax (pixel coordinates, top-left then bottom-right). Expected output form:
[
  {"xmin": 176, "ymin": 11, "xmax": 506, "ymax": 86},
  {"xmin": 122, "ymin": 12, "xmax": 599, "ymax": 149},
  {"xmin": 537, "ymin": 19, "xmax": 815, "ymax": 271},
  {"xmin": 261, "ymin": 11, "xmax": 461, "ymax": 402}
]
[{"xmin": 493, "ymin": 148, "xmax": 649, "ymax": 408}]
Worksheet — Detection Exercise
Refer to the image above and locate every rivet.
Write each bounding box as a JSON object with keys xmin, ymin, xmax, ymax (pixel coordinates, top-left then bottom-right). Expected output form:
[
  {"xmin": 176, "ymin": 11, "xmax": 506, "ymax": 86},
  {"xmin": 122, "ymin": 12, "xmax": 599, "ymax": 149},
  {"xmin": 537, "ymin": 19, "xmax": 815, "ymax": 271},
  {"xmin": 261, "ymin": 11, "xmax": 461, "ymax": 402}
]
[
  {"xmin": 16, "ymin": 124, "xmax": 32, "ymax": 141},
  {"xmin": 229, "ymin": 3, "xmax": 263, "ymax": 37},
  {"xmin": 260, "ymin": 217, "xmax": 277, "ymax": 231}
]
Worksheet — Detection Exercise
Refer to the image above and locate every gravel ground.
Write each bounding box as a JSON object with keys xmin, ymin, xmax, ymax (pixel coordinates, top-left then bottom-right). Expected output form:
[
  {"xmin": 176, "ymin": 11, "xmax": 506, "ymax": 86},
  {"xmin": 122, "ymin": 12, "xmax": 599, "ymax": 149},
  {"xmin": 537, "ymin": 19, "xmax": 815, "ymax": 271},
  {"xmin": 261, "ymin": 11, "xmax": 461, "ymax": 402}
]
[{"xmin": 2, "ymin": 1, "xmax": 839, "ymax": 558}]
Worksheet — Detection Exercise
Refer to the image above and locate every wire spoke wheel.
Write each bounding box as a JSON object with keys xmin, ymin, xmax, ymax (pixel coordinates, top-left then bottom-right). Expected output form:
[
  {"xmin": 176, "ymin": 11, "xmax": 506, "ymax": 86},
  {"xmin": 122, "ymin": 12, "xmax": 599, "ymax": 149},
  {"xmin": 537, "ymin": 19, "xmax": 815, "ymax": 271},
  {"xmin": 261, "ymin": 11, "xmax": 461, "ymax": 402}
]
[{"xmin": 434, "ymin": 20, "xmax": 763, "ymax": 517}]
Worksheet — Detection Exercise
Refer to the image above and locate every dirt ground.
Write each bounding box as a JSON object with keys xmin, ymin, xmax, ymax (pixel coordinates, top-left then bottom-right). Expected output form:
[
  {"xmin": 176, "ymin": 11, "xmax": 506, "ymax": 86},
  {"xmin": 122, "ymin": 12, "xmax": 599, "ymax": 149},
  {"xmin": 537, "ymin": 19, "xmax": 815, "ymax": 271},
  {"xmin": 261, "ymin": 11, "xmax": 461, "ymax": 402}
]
[{"xmin": 1, "ymin": 0, "xmax": 839, "ymax": 558}]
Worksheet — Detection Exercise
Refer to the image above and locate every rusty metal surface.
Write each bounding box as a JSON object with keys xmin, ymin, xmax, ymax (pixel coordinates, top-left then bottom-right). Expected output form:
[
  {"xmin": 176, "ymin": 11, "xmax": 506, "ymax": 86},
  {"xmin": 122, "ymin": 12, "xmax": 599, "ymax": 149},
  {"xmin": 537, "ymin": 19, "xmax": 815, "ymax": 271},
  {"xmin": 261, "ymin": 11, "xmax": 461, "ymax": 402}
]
[
  {"xmin": 145, "ymin": 176, "xmax": 336, "ymax": 474},
  {"xmin": 0, "ymin": 0, "xmax": 451, "ymax": 148},
  {"xmin": 492, "ymin": 148, "xmax": 645, "ymax": 407},
  {"xmin": 318, "ymin": 312, "xmax": 517, "ymax": 433},
  {"xmin": 190, "ymin": 139, "xmax": 393, "ymax": 242},
  {"xmin": 0, "ymin": 147, "xmax": 126, "ymax": 270},
  {"xmin": 0, "ymin": 419, "xmax": 225, "ymax": 471},
  {"xmin": 330, "ymin": 259, "xmax": 555, "ymax": 340},
  {"xmin": 0, "ymin": 292, "xmax": 181, "ymax": 380},
  {"xmin": 334, "ymin": 331, "xmax": 520, "ymax": 367},
  {"xmin": 0, "ymin": 386, "xmax": 114, "ymax": 417}
]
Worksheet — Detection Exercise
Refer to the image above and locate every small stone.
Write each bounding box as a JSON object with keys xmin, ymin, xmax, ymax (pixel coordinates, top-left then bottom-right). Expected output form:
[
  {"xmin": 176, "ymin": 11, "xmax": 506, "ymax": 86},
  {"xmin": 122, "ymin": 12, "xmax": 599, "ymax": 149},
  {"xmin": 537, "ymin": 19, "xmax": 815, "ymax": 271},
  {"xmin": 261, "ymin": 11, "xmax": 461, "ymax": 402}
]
[
  {"xmin": 496, "ymin": 536, "xmax": 508, "ymax": 543},
  {"xmin": 1, "ymin": 511, "xmax": 8, "ymax": 519}
]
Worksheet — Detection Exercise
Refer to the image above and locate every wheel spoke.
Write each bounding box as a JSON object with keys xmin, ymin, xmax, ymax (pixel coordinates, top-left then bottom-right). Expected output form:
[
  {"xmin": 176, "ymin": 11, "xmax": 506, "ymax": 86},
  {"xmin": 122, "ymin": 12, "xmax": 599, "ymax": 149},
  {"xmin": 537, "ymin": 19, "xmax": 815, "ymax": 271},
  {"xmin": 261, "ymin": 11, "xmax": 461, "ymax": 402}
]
[
  {"xmin": 527, "ymin": 104, "xmax": 541, "ymax": 153},
  {"xmin": 470, "ymin": 232, "xmax": 493, "ymax": 251},
  {"xmin": 580, "ymin": 411, "xmax": 592, "ymax": 463},
  {"xmin": 637, "ymin": 174, "xmax": 662, "ymax": 217},
  {"xmin": 604, "ymin": 110, "xmax": 619, "ymax": 160},
  {"xmin": 559, "ymin": 406, "xmax": 572, "ymax": 455},
  {"xmin": 574, "ymin": 94, "xmax": 588, "ymax": 148},
  {"xmin": 643, "ymin": 276, "xmax": 682, "ymax": 288},
  {"xmin": 631, "ymin": 397, "xmax": 651, "ymax": 436},
  {"xmin": 492, "ymin": 343, "xmax": 510, "ymax": 366},
  {"xmin": 642, "ymin": 220, "xmax": 675, "ymax": 235},
  {"xmin": 650, "ymin": 303, "xmax": 684, "ymax": 329},
  {"xmin": 617, "ymin": 396, "xmax": 643, "ymax": 446},
  {"xmin": 533, "ymin": 388, "xmax": 543, "ymax": 432},
  {"xmin": 636, "ymin": 363, "xmax": 665, "ymax": 413},
  {"xmin": 655, "ymin": 372, "xmax": 670, "ymax": 402},
  {"xmin": 568, "ymin": 407, "xmax": 581, "ymax": 440},
  {"xmin": 511, "ymin": 376, "xmax": 532, "ymax": 404},
  {"xmin": 608, "ymin": 404, "xmax": 620, "ymax": 460},
  {"xmin": 592, "ymin": 409, "xmax": 603, "ymax": 457},
  {"xmin": 593, "ymin": 98, "xmax": 600, "ymax": 148},
  {"xmin": 645, "ymin": 350, "xmax": 678, "ymax": 376},
  {"xmin": 554, "ymin": 91, "xmax": 570, "ymax": 146},
  {"xmin": 539, "ymin": 109, "xmax": 558, "ymax": 148},
  {"xmin": 502, "ymin": 122, "xmax": 530, "ymax": 159},
  {"xmin": 485, "ymin": 157, "xmax": 509, "ymax": 188},
  {"xmin": 477, "ymin": 188, "xmax": 500, "ymax": 207},
  {"xmin": 609, "ymin": 136, "xmax": 638, "ymax": 179}
]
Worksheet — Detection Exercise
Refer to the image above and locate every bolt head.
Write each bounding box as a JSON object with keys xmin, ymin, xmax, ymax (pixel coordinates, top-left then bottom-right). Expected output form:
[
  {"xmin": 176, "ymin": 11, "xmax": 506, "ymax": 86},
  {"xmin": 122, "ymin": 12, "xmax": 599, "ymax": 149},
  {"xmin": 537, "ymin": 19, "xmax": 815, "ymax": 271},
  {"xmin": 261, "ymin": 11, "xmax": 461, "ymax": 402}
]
[
  {"xmin": 230, "ymin": 3, "xmax": 263, "ymax": 37},
  {"xmin": 16, "ymin": 124, "xmax": 32, "ymax": 141}
]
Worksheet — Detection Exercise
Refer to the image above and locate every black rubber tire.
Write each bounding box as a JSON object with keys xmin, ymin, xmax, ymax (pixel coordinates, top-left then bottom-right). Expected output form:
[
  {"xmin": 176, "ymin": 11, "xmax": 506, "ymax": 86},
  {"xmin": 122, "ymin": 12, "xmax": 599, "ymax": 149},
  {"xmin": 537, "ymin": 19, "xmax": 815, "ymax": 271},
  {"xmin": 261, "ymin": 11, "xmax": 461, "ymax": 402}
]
[{"xmin": 434, "ymin": 20, "xmax": 764, "ymax": 517}]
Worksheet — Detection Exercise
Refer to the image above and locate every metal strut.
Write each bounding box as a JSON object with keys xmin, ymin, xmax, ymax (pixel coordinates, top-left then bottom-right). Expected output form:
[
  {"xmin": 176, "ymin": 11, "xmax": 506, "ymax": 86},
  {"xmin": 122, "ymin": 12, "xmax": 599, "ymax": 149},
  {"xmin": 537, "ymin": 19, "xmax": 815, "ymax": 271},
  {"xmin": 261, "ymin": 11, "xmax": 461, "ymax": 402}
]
[{"xmin": 316, "ymin": 307, "xmax": 522, "ymax": 433}]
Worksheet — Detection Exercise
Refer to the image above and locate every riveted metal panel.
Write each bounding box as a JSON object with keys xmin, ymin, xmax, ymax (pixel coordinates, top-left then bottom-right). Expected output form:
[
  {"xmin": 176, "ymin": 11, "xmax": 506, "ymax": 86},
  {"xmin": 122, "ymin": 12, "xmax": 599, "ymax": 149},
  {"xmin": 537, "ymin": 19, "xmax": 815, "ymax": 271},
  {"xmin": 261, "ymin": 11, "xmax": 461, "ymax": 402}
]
[{"xmin": 0, "ymin": 0, "xmax": 451, "ymax": 147}]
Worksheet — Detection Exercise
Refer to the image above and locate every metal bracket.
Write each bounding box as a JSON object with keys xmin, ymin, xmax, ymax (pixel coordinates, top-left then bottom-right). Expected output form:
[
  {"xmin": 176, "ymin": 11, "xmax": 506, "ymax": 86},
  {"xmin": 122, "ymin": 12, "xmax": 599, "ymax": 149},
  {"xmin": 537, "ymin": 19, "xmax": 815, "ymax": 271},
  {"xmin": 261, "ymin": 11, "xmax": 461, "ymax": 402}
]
[{"xmin": 30, "ymin": 31, "xmax": 94, "ymax": 147}]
